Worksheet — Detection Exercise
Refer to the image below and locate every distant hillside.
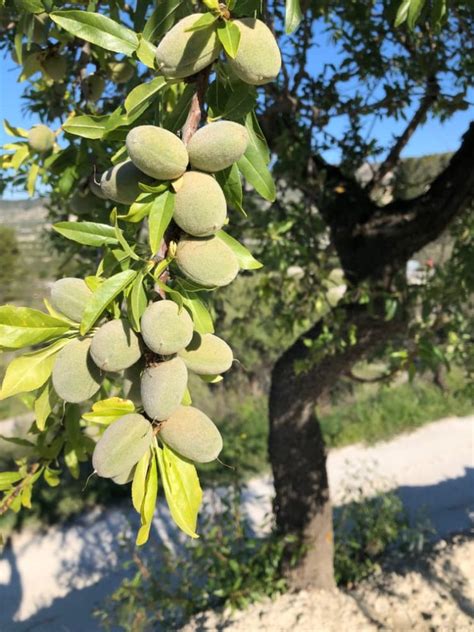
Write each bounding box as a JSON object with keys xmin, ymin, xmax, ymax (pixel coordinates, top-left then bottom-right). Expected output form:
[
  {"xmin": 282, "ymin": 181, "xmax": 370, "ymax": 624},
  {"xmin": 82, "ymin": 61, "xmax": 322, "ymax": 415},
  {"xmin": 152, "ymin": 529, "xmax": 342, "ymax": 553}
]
[{"xmin": 0, "ymin": 198, "xmax": 57, "ymax": 307}]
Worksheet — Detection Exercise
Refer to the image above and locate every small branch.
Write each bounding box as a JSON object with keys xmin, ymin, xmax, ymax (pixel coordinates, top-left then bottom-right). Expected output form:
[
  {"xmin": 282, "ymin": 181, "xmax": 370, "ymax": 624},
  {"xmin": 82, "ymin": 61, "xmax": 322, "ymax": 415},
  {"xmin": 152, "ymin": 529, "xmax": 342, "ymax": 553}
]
[
  {"xmin": 371, "ymin": 76, "xmax": 439, "ymax": 190},
  {"xmin": 0, "ymin": 463, "xmax": 40, "ymax": 516},
  {"xmin": 343, "ymin": 368, "xmax": 399, "ymax": 384},
  {"xmin": 181, "ymin": 68, "xmax": 211, "ymax": 145}
]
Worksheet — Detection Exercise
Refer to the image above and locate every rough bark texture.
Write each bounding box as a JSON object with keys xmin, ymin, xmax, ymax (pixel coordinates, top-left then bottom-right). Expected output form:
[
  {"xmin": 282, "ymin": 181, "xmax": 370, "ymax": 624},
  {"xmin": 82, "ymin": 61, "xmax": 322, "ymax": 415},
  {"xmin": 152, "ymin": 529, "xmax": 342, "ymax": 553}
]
[{"xmin": 269, "ymin": 122, "xmax": 474, "ymax": 588}]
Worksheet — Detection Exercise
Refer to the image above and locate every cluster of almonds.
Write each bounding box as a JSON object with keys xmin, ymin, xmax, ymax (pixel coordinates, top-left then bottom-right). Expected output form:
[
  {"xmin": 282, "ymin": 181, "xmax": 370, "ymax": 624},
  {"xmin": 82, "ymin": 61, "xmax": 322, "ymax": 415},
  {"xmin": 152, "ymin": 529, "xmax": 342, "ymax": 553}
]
[
  {"xmin": 49, "ymin": 278, "xmax": 230, "ymax": 476},
  {"xmin": 94, "ymin": 119, "xmax": 249, "ymax": 287},
  {"xmin": 46, "ymin": 12, "xmax": 281, "ymax": 483}
]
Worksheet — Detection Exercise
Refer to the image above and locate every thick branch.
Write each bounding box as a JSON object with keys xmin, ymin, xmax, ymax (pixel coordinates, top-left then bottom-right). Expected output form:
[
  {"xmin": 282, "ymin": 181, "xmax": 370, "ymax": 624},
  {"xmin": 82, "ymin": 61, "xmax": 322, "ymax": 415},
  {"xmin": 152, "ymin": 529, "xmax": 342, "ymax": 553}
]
[
  {"xmin": 371, "ymin": 77, "xmax": 440, "ymax": 189},
  {"xmin": 324, "ymin": 122, "xmax": 474, "ymax": 283}
]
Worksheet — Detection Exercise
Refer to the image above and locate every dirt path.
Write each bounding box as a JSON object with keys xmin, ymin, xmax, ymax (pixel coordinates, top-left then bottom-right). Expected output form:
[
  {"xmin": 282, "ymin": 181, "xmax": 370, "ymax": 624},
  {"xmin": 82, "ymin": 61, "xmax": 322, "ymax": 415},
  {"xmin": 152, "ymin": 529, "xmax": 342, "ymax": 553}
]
[
  {"xmin": 0, "ymin": 415, "xmax": 472, "ymax": 631},
  {"xmin": 185, "ymin": 536, "xmax": 474, "ymax": 632}
]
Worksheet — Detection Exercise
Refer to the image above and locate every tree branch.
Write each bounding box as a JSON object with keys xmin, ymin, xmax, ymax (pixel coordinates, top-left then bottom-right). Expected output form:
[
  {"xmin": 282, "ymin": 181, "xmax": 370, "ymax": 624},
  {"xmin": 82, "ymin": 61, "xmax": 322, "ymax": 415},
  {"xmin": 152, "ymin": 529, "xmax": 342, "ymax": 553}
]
[{"xmin": 371, "ymin": 76, "xmax": 440, "ymax": 190}]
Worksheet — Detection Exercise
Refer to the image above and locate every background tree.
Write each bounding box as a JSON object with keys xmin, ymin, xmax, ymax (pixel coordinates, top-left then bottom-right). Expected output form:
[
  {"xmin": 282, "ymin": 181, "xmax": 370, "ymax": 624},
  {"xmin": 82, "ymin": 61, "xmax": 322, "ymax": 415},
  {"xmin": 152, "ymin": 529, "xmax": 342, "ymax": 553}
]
[{"xmin": 0, "ymin": 0, "xmax": 472, "ymax": 590}]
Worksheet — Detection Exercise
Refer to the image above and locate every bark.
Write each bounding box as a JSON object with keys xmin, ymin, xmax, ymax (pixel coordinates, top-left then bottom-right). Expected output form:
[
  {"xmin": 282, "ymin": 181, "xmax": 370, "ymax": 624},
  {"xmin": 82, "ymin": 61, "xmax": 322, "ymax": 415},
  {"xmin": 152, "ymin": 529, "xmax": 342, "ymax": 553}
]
[{"xmin": 269, "ymin": 123, "xmax": 474, "ymax": 588}]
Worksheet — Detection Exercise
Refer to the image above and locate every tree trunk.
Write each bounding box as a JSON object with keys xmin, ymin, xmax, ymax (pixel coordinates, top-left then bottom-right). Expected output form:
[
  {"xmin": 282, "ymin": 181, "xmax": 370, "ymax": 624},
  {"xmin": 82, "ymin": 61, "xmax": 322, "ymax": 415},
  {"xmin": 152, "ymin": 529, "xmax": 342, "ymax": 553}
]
[{"xmin": 269, "ymin": 306, "xmax": 404, "ymax": 588}]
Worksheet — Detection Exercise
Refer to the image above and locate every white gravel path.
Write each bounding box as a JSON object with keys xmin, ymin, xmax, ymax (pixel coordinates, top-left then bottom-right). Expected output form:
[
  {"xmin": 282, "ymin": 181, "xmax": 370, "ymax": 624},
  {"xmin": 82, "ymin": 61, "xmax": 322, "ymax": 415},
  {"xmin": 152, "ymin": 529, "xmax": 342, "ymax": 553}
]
[{"xmin": 0, "ymin": 415, "xmax": 472, "ymax": 631}]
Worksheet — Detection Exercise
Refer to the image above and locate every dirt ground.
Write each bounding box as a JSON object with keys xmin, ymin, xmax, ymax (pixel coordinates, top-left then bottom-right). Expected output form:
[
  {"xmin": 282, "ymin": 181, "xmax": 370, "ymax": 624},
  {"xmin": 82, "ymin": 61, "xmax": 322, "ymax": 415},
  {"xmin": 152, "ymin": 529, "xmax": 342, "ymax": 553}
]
[{"xmin": 184, "ymin": 535, "xmax": 474, "ymax": 631}]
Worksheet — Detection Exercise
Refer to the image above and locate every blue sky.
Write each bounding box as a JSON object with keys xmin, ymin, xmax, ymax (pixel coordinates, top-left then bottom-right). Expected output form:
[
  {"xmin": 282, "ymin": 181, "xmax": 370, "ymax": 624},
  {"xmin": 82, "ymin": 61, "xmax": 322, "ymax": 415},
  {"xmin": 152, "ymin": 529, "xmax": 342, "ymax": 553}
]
[{"xmin": 0, "ymin": 25, "xmax": 472, "ymax": 198}]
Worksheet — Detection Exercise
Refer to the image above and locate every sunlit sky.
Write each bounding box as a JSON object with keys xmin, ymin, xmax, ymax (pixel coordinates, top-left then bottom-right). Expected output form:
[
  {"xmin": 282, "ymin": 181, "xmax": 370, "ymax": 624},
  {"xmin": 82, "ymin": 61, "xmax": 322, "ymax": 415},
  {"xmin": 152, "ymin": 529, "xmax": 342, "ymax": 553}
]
[{"xmin": 0, "ymin": 20, "xmax": 472, "ymax": 200}]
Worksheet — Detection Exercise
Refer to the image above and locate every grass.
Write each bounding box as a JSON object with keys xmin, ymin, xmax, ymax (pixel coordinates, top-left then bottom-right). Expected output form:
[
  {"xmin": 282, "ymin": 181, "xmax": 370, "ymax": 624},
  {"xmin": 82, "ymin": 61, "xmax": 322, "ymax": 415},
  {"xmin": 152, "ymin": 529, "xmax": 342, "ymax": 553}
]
[{"xmin": 319, "ymin": 370, "xmax": 472, "ymax": 448}]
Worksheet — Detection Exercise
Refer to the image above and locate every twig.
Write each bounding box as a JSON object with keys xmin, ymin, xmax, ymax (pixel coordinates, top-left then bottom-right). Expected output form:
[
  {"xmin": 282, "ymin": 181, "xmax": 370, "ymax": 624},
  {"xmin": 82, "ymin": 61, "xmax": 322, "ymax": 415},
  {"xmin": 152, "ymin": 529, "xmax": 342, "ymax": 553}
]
[
  {"xmin": 371, "ymin": 76, "xmax": 439, "ymax": 190},
  {"xmin": 0, "ymin": 463, "xmax": 40, "ymax": 516}
]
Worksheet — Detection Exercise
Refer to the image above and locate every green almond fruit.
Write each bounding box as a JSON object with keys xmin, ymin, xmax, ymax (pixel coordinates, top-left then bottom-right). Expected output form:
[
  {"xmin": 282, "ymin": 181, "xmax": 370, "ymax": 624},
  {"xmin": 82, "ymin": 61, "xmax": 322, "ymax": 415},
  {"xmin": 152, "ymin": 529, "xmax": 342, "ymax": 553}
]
[
  {"xmin": 82, "ymin": 73, "xmax": 105, "ymax": 102},
  {"xmin": 179, "ymin": 333, "xmax": 233, "ymax": 375},
  {"xmin": 69, "ymin": 189, "xmax": 101, "ymax": 215},
  {"xmin": 141, "ymin": 357, "xmax": 188, "ymax": 421},
  {"xmin": 175, "ymin": 235, "xmax": 239, "ymax": 287},
  {"xmin": 41, "ymin": 54, "xmax": 67, "ymax": 82},
  {"xmin": 141, "ymin": 300, "xmax": 194, "ymax": 356},
  {"xmin": 92, "ymin": 413, "xmax": 152, "ymax": 480},
  {"xmin": 160, "ymin": 405, "xmax": 223, "ymax": 463},
  {"xmin": 126, "ymin": 126, "xmax": 189, "ymax": 181},
  {"xmin": 155, "ymin": 13, "xmax": 222, "ymax": 79},
  {"xmin": 100, "ymin": 160, "xmax": 153, "ymax": 205},
  {"xmin": 107, "ymin": 60, "xmax": 135, "ymax": 84},
  {"xmin": 28, "ymin": 124, "xmax": 55, "ymax": 153},
  {"xmin": 52, "ymin": 338, "xmax": 102, "ymax": 403},
  {"xmin": 173, "ymin": 171, "xmax": 227, "ymax": 237},
  {"xmin": 122, "ymin": 360, "xmax": 144, "ymax": 405},
  {"xmin": 50, "ymin": 277, "xmax": 93, "ymax": 323},
  {"xmin": 187, "ymin": 121, "xmax": 249, "ymax": 173},
  {"xmin": 90, "ymin": 319, "xmax": 142, "ymax": 373},
  {"xmin": 228, "ymin": 18, "xmax": 281, "ymax": 86}
]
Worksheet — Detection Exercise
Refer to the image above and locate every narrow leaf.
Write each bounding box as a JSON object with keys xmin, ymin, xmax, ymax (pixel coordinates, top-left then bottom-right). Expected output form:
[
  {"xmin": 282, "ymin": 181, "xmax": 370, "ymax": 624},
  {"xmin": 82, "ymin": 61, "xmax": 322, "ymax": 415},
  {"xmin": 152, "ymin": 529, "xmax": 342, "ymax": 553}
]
[
  {"xmin": 216, "ymin": 230, "xmax": 263, "ymax": 270},
  {"xmin": 34, "ymin": 380, "xmax": 58, "ymax": 431},
  {"xmin": 0, "ymin": 305, "xmax": 71, "ymax": 349},
  {"xmin": 80, "ymin": 270, "xmax": 137, "ymax": 335},
  {"xmin": 124, "ymin": 77, "xmax": 166, "ymax": 121},
  {"xmin": 62, "ymin": 114, "xmax": 109, "ymax": 140},
  {"xmin": 53, "ymin": 221, "xmax": 119, "ymax": 247},
  {"xmin": 285, "ymin": 0, "xmax": 302, "ymax": 34},
  {"xmin": 143, "ymin": 0, "xmax": 186, "ymax": 42},
  {"xmin": 217, "ymin": 20, "xmax": 241, "ymax": 58},
  {"xmin": 0, "ymin": 338, "xmax": 69, "ymax": 400},
  {"xmin": 136, "ymin": 453, "xmax": 158, "ymax": 545},
  {"xmin": 50, "ymin": 11, "xmax": 139, "ymax": 55},
  {"xmin": 157, "ymin": 443, "xmax": 202, "ymax": 539},
  {"xmin": 82, "ymin": 397, "xmax": 135, "ymax": 425},
  {"xmin": 132, "ymin": 449, "xmax": 151, "ymax": 513},
  {"xmin": 148, "ymin": 191, "xmax": 175, "ymax": 255}
]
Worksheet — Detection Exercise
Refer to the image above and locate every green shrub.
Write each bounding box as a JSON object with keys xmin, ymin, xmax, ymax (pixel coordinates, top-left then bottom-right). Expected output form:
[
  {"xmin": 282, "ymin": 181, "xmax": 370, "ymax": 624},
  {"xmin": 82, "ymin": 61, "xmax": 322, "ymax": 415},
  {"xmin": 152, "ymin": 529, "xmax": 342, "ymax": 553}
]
[
  {"xmin": 94, "ymin": 482, "xmax": 302, "ymax": 631},
  {"xmin": 334, "ymin": 469, "xmax": 433, "ymax": 586}
]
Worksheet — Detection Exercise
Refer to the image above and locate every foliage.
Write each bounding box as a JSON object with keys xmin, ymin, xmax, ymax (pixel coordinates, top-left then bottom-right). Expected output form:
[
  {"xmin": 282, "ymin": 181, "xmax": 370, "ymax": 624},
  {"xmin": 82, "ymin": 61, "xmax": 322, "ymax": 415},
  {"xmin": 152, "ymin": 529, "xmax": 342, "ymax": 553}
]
[
  {"xmin": 0, "ymin": 0, "xmax": 282, "ymax": 540},
  {"xmin": 0, "ymin": 227, "xmax": 25, "ymax": 304},
  {"xmin": 334, "ymin": 472, "xmax": 434, "ymax": 586},
  {"xmin": 94, "ymin": 480, "xmax": 302, "ymax": 631},
  {"xmin": 0, "ymin": 0, "xmax": 472, "ymax": 590},
  {"xmin": 320, "ymin": 368, "xmax": 473, "ymax": 448}
]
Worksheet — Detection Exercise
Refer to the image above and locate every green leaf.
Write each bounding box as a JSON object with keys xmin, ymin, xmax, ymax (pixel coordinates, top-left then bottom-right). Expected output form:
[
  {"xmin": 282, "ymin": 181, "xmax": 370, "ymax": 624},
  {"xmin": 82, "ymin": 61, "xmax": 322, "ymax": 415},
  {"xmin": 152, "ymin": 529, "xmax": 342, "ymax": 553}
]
[
  {"xmin": 208, "ymin": 81, "xmax": 257, "ymax": 122},
  {"xmin": 124, "ymin": 77, "xmax": 166, "ymax": 121},
  {"xmin": 215, "ymin": 163, "xmax": 245, "ymax": 215},
  {"xmin": 80, "ymin": 270, "xmax": 137, "ymax": 335},
  {"xmin": 136, "ymin": 35, "xmax": 157, "ymax": 69},
  {"xmin": 136, "ymin": 452, "xmax": 158, "ymax": 545},
  {"xmin": 3, "ymin": 119, "xmax": 28, "ymax": 138},
  {"xmin": 53, "ymin": 221, "xmax": 119, "ymax": 247},
  {"xmin": 237, "ymin": 112, "xmax": 275, "ymax": 201},
  {"xmin": 27, "ymin": 163, "xmax": 39, "ymax": 197},
  {"xmin": 163, "ymin": 84, "xmax": 196, "ymax": 133},
  {"xmin": 127, "ymin": 271, "xmax": 147, "ymax": 332},
  {"xmin": 62, "ymin": 114, "xmax": 109, "ymax": 140},
  {"xmin": 394, "ymin": 0, "xmax": 411, "ymax": 26},
  {"xmin": 216, "ymin": 230, "xmax": 263, "ymax": 270},
  {"xmin": 143, "ymin": 0, "xmax": 186, "ymax": 42},
  {"xmin": 0, "ymin": 471, "xmax": 23, "ymax": 491},
  {"xmin": 82, "ymin": 397, "xmax": 135, "ymax": 425},
  {"xmin": 407, "ymin": 0, "xmax": 426, "ymax": 29},
  {"xmin": 14, "ymin": 0, "xmax": 44, "ymax": 13},
  {"xmin": 34, "ymin": 380, "xmax": 58, "ymax": 432},
  {"xmin": 0, "ymin": 338, "xmax": 69, "ymax": 401},
  {"xmin": 431, "ymin": 0, "xmax": 446, "ymax": 26},
  {"xmin": 237, "ymin": 153, "xmax": 275, "ymax": 202},
  {"xmin": 217, "ymin": 20, "xmax": 241, "ymax": 59},
  {"xmin": 132, "ymin": 449, "xmax": 151, "ymax": 513},
  {"xmin": 0, "ymin": 305, "xmax": 72, "ymax": 349},
  {"xmin": 148, "ymin": 191, "xmax": 175, "ymax": 255},
  {"xmin": 178, "ymin": 290, "xmax": 214, "ymax": 335},
  {"xmin": 285, "ymin": 0, "xmax": 302, "ymax": 34},
  {"xmin": 156, "ymin": 443, "xmax": 202, "ymax": 539},
  {"xmin": 185, "ymin": 13, "xmax": 217, "ymax": 32},
  {"xmin": 50, "ymin": 11, "xmax": 139, "ymax": 55}
]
